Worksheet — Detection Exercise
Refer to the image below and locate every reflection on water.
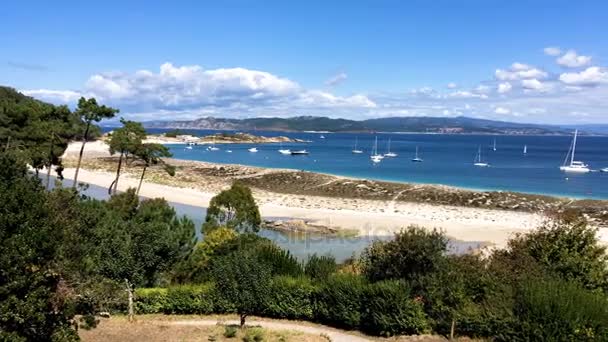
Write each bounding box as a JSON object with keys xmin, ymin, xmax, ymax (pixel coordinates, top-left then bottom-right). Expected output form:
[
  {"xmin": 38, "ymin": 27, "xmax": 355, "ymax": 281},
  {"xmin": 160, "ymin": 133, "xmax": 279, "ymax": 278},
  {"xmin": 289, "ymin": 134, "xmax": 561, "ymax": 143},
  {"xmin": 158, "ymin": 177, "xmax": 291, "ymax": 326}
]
[{"xmin": 49, "ymin": 177, "xmax": 485, "ymax": 262}]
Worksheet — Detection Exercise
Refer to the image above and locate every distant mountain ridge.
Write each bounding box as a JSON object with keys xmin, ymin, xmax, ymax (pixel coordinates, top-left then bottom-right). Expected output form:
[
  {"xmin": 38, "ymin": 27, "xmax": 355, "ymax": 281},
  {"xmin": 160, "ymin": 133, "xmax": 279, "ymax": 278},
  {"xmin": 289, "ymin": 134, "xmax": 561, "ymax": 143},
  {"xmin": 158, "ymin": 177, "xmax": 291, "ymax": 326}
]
[{"xmin": 143, "ymin": 115, "xmax": 593, "ymax": 135}]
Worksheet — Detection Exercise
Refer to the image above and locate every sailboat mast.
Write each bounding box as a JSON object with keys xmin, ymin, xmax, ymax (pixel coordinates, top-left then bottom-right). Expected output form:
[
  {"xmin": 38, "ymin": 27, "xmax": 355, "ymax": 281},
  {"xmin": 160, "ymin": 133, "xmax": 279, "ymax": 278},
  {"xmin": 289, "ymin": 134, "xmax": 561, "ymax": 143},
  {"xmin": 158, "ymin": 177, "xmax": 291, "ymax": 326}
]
[{"xmin": 571, "ymin": 129, "xmax": 578, "ymax": 165}]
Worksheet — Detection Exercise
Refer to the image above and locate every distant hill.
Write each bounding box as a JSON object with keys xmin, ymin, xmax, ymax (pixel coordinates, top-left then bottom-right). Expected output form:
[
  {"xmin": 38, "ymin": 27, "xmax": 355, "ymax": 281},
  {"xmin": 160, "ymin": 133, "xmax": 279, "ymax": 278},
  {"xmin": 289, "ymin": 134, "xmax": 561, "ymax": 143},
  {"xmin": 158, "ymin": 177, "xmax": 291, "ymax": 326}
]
[{"xmin": 144, "ymin": 115, "xmax": 580, "ymax": 135}]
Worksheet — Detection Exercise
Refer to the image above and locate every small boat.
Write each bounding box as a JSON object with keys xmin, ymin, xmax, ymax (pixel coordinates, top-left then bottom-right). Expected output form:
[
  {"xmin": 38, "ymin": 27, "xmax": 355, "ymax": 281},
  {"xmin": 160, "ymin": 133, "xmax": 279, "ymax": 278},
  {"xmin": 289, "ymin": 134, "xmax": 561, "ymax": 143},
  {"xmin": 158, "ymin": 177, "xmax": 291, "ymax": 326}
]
[
  {"xmin": 352, "ymin": 137, "xmax": 364, "ymax": 154},
  {"xmin": 601, "ymin": 167, "xmax": 608, "ymax": 173},
  {"xmin": 207, "ymin": 136, "xmax": 220, "ymax": 151},
  {"xmin": 474, "ymin": 146, "xmax": 489, "ymax": 167},
  {"xmin": 290, "ymin": 150, "xmax": 309, "ymax": 155},
  {"xmin": 185, "ymin": 145, "xmax": 193, "ymax": 150},
  {"xmin": 370, "ymin": 137, "xmax": 384, "ymax": 162},
  {"xmin": 278, "ymin": 142, "xmax": 291, "ymax": 154},
  {"xmin": 523, "ymin": 145, "xmax": 528, "ymax": 155},
  {"xmin": 560, "ymin": 130, "xmax": 590, "ymax": 173},
  {"xmin": 384, "ymin": 138, "xmax": 397, "ymax": 157},
  {"xmin": 491, "ymin": 138, "xmax": 497, "ymax": 151},
  {"xmin": 226, "ymin": 150, "xmax": 232, "ymax": 153},
  {"xmin": 411, "ymin": 146, "xmax": 423, "ymax": 162},
  {"xmin": 320, "ymin": 135, "xmax": 326, "ymax": 139},
  {"xmin": 248, "ymin": 147, "xmax": 258, "ymax": 153}
]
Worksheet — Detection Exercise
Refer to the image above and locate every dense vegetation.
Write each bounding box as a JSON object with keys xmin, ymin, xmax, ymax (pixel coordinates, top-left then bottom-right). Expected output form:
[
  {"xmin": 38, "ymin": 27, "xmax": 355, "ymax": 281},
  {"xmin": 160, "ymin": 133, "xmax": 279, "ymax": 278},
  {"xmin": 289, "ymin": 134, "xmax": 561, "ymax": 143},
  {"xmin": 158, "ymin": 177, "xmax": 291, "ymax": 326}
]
[{"xmin": 1, "ymin": 87, "xmax": 607, "ymax": 341}]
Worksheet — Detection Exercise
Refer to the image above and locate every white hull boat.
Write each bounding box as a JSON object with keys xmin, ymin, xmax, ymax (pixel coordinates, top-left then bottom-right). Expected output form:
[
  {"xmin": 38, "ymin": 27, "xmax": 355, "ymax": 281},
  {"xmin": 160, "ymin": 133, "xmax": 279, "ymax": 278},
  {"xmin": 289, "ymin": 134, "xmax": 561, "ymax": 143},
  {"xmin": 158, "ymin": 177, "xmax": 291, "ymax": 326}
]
[
  {"xmin": 248, "ymin": 147, "xmax": 258, "ymax": 153},
  {"xmin": 411, "ymin": 146, "xmax": 423, "ymax": 162},
  {"xmin": 560, "ymin": 130, "xmax": 590, "ymax": 173},
  {"xmin": 290, "ymin": 150, "xmax": 309, "ymax": 155},
  {"xmin": 474, "ymin": 146, "xmax": 489, "ymax": 167}
]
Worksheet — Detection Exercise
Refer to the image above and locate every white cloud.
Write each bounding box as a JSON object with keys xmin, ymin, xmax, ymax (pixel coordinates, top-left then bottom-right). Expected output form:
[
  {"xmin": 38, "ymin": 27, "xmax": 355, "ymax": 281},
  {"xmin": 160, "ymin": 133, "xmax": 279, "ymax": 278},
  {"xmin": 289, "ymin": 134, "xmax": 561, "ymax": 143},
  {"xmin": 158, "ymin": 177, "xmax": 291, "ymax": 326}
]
[
  {"xmin": 544, "ymin": 47, "xmax": 561, "ymax": 56},
  {"xmin": 324, "ymin": 72, "xmax": 348, "ymax": 87},
  {"xmin": 21, "ymin": 89, "xmax": 83, "ymax": 102},
  {"xmin": 495, "ymin": 63, "xmax": 547, "ymax": 81},
  {"xmin": 494, "ymin": 106, "xmax": 510, "ymax": 114},
  {"xmin": 447, "ymin": 82, "xmax": 457, "ymax": 89},
  {"xmin": 556, "ymin": 50, "xmax": 592, "ymax": 68},
  {"xmin": 497, "ymin": 82, "xmax": 512, "ymax": 94},
  {"xmin": 447, "ymin": 90, "xmax": 488, "ymax": 99},
  {"xmin": 521, "ymin": 78, "xmax": 548, "ymax": 91},
  {"xmin": 559, "ymin": 66, "xmax": 608, "ymax": 86}
]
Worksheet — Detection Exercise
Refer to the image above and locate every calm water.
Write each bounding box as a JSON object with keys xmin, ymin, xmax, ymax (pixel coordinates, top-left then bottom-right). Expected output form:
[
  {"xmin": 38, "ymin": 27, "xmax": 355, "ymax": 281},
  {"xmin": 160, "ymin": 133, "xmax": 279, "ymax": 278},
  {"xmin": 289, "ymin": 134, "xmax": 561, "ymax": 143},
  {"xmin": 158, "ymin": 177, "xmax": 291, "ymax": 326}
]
[
  {"xmin": 49, "ymin": 177, "xmax": 483, "ymax": 262},
  {"xmin": 136, "ymin": 128, "xmax": 608, "ymax": 199}
]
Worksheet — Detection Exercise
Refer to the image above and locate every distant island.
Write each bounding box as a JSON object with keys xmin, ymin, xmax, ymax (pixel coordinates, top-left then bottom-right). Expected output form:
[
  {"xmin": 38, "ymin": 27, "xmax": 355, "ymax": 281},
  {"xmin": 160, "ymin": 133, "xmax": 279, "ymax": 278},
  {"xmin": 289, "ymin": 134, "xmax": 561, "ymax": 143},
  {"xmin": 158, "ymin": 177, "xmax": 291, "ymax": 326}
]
[
  {"xmin": 144, "ymin": 115, "xmax": 606, "ymax": 135},
  {"xmin": 142, "ymin": 132, "xmax": 308, "ymax": 144}
]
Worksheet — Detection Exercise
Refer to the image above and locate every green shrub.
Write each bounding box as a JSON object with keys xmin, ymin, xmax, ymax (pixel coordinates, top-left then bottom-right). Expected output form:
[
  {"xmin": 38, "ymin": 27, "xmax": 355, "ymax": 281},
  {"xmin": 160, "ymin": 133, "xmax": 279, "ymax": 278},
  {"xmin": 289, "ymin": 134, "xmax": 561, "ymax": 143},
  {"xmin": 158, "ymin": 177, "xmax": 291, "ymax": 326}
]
[
  {"xmin": 223, "ymin": 325, "xmax": 237, "ymax": 338},
  {"xmin": 263, "ymin": 276, "xmax": 315, "ymax": 320},
  {"xmin": 313, "ymin": 274, "xmax": 365, "ymax": 329},
  {"xmin": 360, "ymin": 280, "xmax": 430, "ymax": 336},
  {"xmin": 164, "ymin": 284, "xmax": 215, "ymax": 314},
  {"xmin": 243, "ymin": 327, "xmax": 265, "ymax": 342},
  {"xmin": 253, "ymin": 242, "xmax": 303, "ymax": 277},
  {"xmin": 135, "ymin": 288, "xmax": 168, "ymax": 314},
  {"xmin": 510, "ymin": 278, "xmax": 608, "ymax": 341},
  {"xmin": 304, "ymin": 254, "xmax": 337, "ymax": 280}
]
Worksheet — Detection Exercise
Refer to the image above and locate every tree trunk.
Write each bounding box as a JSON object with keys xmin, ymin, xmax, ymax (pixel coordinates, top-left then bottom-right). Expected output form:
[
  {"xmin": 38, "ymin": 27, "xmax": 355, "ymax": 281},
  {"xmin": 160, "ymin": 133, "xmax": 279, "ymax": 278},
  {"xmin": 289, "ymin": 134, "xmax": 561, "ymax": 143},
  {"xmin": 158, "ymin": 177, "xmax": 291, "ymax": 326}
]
[
  {"xmin": 73, "ymin": 121, "xmax": 91, "ymax": 189},
  {"xmin": 240, "ymin": 314, "xmax": 246, "ymax": 328},
  {"xmin": 125, "ymin": 279, "xmax": 134, "ymax": 323},
  {"xmin": 450, "ymin": 319, "xmax": 455, "ymax": 340},
  {"xmin": 4, "ymin": 136, "xmax": 10, "ymax": 151},
  {"xmin": 109, "ymin": 152, "xmax": 124, "ymax": 195},
  {"xmin": 46, "ymin": 132, "xmax": 54, "ymax": 190},
  {"xmin": 136, "ymin": 165, "xmax": 147, "ymax": 195}
]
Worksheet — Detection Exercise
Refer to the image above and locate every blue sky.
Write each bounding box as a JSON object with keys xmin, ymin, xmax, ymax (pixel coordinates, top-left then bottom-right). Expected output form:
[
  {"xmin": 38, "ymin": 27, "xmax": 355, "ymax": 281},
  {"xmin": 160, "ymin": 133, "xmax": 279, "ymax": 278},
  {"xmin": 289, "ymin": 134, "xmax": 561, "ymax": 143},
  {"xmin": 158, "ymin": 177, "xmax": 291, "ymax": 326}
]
[{"xmin": 2, "ymin": 0, "xmax": 608, "ymax": 124}]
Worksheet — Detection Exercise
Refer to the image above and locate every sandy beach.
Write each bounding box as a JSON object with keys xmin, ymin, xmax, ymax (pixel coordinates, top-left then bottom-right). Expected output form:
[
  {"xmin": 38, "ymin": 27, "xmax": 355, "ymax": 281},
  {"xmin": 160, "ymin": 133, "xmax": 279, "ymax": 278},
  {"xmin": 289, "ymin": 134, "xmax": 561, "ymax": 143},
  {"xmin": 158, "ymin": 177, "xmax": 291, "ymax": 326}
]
[{"xmin": 56, "ymin": 141, "xmax": 589, "ymax": 248}]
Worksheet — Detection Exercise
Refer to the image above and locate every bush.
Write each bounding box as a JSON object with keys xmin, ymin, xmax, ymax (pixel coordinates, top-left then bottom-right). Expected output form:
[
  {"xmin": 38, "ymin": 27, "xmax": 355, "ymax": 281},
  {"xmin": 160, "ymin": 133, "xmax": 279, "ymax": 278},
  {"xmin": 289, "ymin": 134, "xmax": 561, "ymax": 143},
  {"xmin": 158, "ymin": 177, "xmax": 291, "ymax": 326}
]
[
  {"xmin": 263, "ymin": 276, "xmax": 316, "ymax": 320},
  {"xmin": 511, "ymin": 278, "xmax": 608, "ymax": 341},
  {"xmin": 223, "ymin": 325, "xmax": 238, "ymax": 338},
  {"xmin": 313, "ymin": 274, "xmax": 365, "ymax": 329},
  {"xmin": 164, "ymin": 284, "xmax": 215, "ymax": 314},
  {"xmin": 135, "ymin": 288, "xmax": 168, "ymax": 314},
  {"xmin": 243, "ymin": 327, "xmax": 265, "ymax": 342},
  {"xmin": 360, "ymin": 280, "xmax": 430, "ymax": 336},
  {"xmin": 253, "ymin": 242, "xmax": 303, "ymax": 277},
  {"xmin": 304, "ymin": 254, "xmax": 337, "ymax": 280}
]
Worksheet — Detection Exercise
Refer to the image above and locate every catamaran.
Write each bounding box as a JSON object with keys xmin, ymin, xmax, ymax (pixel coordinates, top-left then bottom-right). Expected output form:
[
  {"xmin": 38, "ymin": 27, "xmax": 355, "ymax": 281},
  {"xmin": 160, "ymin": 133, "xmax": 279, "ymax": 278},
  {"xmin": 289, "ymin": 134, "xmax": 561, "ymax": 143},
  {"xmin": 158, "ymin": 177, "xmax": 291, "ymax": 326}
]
[
  {"xmin": 523, "ymin": 145, "xmax": 527, "ymax": 155},
  {"xmin": 474, "ymin": 146, "xmax": 489, "ymax": 167},
  {"xmin": 560, "ymin": 130, "xmax": 590, "ymax": 173},
  {"xmin": 248, "ymin": 147, "xmax": 258, "ymax": 153},
  {"xmin": 370, "ymin": 137, "xmax": 383, "ymax": 163},
  {"xmin": 411, "ymin": 146, "xmax": 423, "ymax": 162},
  {"xmin": 384, "ymin": 138, "xmax": 397, "ymax": 157},
  {"xmin": 352, "ymin": 137, "xmax": 363, "ymax": 154}
]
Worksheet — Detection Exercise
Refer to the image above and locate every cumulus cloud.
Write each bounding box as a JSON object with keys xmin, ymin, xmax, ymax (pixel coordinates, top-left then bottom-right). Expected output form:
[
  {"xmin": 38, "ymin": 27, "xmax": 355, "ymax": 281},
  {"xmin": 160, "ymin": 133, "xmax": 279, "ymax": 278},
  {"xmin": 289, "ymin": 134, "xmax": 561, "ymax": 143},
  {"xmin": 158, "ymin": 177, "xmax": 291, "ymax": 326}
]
[
  {"xmin": 543, "ymin": 47, "xmax": 561, "ymax": 56},
  {"xmin": 556, "ymin": 50, "xmax": 592, "ymax": 68},
  {"xmin": 447, "ymin": 82, "xmax": 457, "ymax": 89},
  {"xmin": 497, "ymin": 82, "xmax": 512, "ymax": 94},
  {"xmin": 521, "ymin": 78, "xmax": 549, "ymax": 92},
  {"xmin": 21, "ymin": 89, "xmax": 83, "ymax": 103},
  {"xmin": 494, "ymin": 106, "xmax": 510, "ymax": 114},
  {"xmin": 325, "ymin": 72, "xmax": 348, "ymax": 86},
  {"xmin": 559, "ymin": 66, "xmax": 608, "ymax": 86},
  {"xmin": 495, "ymin": 63, "xmax": 547, "ymax": 81},
  {"xmin": 447, "ymin": 90, "xmax": 488, "ymax": 99}
]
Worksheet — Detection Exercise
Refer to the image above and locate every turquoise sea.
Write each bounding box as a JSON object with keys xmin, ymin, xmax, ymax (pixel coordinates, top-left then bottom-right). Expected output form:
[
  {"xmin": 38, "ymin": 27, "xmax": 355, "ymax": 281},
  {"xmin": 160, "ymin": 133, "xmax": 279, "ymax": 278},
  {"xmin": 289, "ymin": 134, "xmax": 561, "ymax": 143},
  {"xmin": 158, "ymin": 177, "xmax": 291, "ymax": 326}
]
[{"xmin": 137, "ymin": 129, "xmax": 608, "ymax": 200}]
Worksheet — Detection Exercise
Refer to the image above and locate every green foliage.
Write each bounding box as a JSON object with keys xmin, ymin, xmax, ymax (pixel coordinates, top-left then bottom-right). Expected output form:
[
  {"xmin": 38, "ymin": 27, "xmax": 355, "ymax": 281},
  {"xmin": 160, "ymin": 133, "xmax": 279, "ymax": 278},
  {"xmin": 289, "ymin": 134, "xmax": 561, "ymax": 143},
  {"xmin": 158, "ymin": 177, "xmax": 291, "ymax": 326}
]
[
  {"xmin": 164, "ymin": 284, "xmax": 215, "ymax": 314},
  {"xmin": 243, "ymin": 327, "xmax": 265, "ymax": 342},
  {"xmin": 361, "ymin": 226, "xmax": 448, "ymax": 282},
  {"xmin": 204, "ymin": 182, "xmax": 261, "ymax": 233},
  {"xmin": 250, "ymin": 241, "xmax": 303, "ymax": 277},
  {"xmin": 223, "ymin": 325, "xmax": 238, "ymax": 338},
  {"xmin": 211, "ymin": 251, "xmax": 272, "ymax": 326},
  {"xmin": 134, "ymin": 288, "xmax": 168, "ymax": 314},
  {"xmin": 313, "ymin": 274, "xmax": 365, "ymax": 329},
  {"xmin": 511, "ymin": 278, "xmax": 608, "ymax": 341},
  {"xmin": 0, "ymin": 153, "xmax": 78, "ymax": 341},
  {"xmin": 360, "ymin": 280, "xmax": 430, "ymax": 336},
  {"xmin": 164, "ymin": 129, "xmax": 182, "ymax": 138},
  {"xmin": 304, "ymin": 254, "xmax": 337, "ymax": 280},
  {"xmin": 74, "ymin": 97, "xmax": 119, "ymax": 128},
  {"xmin": 506, "ymin": 217, "xmax": 608, "ymax": 291},
  {"xmin": 264, "ymin": 276, "xmax": 315, "ymax": 320}
]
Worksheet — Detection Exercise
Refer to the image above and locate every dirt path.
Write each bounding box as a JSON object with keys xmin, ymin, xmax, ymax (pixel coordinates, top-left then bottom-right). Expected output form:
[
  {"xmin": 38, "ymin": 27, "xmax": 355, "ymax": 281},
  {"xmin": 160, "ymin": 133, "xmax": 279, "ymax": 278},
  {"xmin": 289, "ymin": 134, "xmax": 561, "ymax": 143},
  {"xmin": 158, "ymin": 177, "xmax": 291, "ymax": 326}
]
[{"xmin": 168, "ymin": 319, "xmax": 372, "ymax": 342}]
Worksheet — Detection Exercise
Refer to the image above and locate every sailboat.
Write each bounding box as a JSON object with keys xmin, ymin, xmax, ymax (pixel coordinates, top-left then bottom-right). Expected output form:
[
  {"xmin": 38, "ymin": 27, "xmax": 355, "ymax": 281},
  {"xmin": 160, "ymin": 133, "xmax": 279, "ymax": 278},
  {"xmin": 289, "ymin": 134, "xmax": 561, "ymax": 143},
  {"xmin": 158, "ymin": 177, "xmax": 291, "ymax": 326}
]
[
  {"xmin": 248, "ymin": 147, "xmax": 258, "ymax": 153},
  {"xmin": 560, "ymin": 129, "xmax": 589, "ymax": 173},
  {"xmin": 411, "ymin": 146, "xmax": 423, "ymax": 162},
  {"xmin": 474, "ymin": 146, "xmax": 489, "ymax": 167},
  {"xmin": 207, "ymin": 135, "xmax": 220, "ymax": 151},
  {"xmin": 370, "ymin": 137, "xmax": 383, "ymax": 163},
  {"xmin": 185, "ymin": 145, "xmax": 193, "ymax": 150},
  {"xmin": 601, "ymin": 167, "xmax": 608, "ymax": 173},
  {"xmin": 523, "ymin": 145, "xmax": 528, "ymax": 155},
  {"xmin": 384, "ymin": 138, "xmax": 397, "ymax": 157},
  {"xmin": 491, "ymin": 138, "xmax": 497, "ymax": 151},
  {"xmin": 278, "ymin": 142, "xmax": 291, "ymax": 155},
  {"xmin": 352, "ymin": 137, "xmax": 363, "ymax": 154}
]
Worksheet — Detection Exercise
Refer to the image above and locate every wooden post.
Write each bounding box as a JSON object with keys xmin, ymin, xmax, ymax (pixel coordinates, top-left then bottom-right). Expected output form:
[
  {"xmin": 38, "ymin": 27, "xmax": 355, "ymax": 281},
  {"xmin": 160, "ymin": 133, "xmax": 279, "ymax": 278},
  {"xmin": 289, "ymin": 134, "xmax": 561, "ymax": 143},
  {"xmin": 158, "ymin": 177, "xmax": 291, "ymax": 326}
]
[{"xmin": 125, "ymin": 279, "xmax": 134, "ymax": 322}]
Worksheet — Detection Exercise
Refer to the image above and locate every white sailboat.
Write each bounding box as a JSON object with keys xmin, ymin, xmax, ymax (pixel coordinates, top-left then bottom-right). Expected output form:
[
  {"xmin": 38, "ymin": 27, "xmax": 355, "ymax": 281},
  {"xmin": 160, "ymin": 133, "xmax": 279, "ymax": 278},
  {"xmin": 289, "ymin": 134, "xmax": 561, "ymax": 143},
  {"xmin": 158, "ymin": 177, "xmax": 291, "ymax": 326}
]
[
  {"xmin": 352, "ymin": 137, "xmax": 363, "ymax": 154},
  {"xmin": 384, "ymin": 138, "xmax": 397, "ymax": 157},
  {"xmin": 207, "ymin": 136, "xmax": 220, "ymax": 151},
  {"xmin": 248, "ymin": 147, "xmax": 258, "ymax": 153},
  {"xmin": 523, "ymin": 145, "xmax": 528, "ymax": 155},
  {"xmin": 560, "ymin": 130, "xmax": 589, "ymax": 173},
  {"xmin": 474, "ymin": 146, "xmax": 489, "ymax": 167},
  {"xmin": 185, "ymin": 145, "xmax": 193, "ymax": 150},
  {"xmin": 370, "ymin": 137, "xmax": 383, "ymax": 163},
  {"xmin": 601, "ymin": 167, "xmax": 608, "ymax": 173},
  {"xmin": 492, "ymin": 138, "xmax": 497, "ymax": 151},
  {"xmin": 411, "ymin": 146, "xmax": 423, "ymax": 162}
]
